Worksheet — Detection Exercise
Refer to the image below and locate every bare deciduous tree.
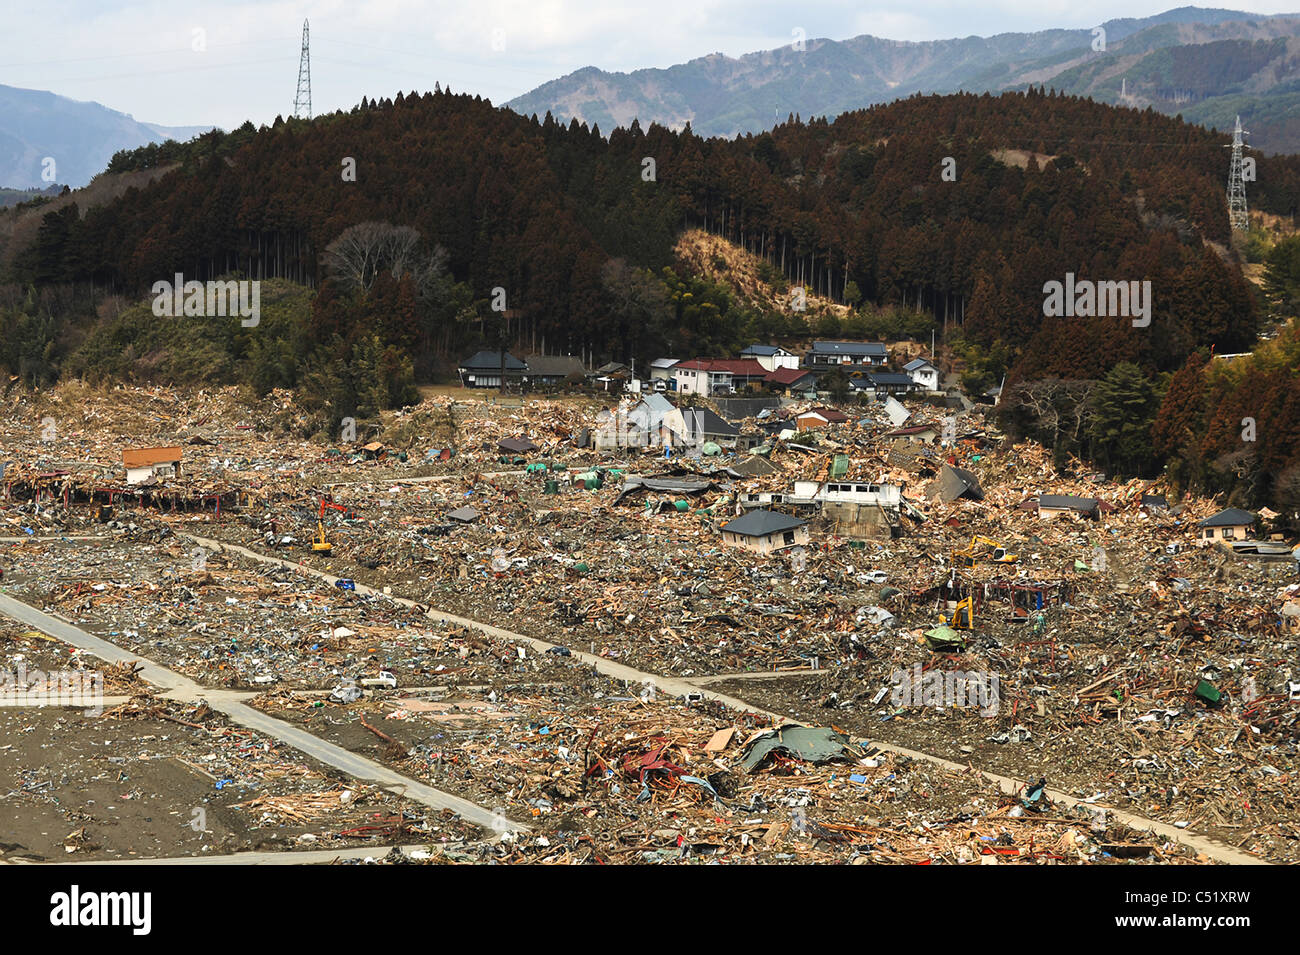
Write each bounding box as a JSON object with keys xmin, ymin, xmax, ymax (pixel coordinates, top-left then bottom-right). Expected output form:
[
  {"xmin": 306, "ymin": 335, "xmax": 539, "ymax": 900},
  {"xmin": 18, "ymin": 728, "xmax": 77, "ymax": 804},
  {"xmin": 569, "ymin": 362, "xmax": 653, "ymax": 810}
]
[{"xmin": 322, "ymin": 222, "xmax": 448, "ymax": 296}]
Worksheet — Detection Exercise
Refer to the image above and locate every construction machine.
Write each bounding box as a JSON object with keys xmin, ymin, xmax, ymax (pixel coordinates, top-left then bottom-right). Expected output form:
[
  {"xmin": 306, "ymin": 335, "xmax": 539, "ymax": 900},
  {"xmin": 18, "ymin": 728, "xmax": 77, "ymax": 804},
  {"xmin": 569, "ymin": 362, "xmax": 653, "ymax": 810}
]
[
  {"xmin": 953, "ymin": 535, "xmax": 1017, "ymax": 568},
  {"xmin": 938, "ymin": 596, "xmax": 974, "ymax": 630},
  {"xmin": 311, "ymin": 497, "xmax": 354, "ymax": 554}
]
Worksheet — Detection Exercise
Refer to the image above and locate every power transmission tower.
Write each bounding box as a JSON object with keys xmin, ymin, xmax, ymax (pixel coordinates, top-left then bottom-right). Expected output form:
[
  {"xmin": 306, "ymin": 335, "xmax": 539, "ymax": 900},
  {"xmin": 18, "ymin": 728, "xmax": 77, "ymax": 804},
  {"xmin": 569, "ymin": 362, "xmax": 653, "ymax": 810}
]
[
  {"xmin": 293, "ymin": 19, "xmax": 311, "ymax": 120},
  {"xmin": 1226, "ymin": 114, "xmax": 1248, "ymax": 232}
]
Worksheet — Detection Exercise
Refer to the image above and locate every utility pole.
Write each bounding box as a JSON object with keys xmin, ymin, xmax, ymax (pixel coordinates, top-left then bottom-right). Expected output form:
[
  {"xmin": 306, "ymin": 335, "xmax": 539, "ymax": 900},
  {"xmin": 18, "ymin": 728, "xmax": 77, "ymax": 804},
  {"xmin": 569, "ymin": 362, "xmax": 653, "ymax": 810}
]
[
  {"xmin": 294, "ymin": 19, "xmax": 312, "ymax": 120},
  {"xmin": 1226, "ymin": 115, "xmax": 1248, "ymax": 232}
]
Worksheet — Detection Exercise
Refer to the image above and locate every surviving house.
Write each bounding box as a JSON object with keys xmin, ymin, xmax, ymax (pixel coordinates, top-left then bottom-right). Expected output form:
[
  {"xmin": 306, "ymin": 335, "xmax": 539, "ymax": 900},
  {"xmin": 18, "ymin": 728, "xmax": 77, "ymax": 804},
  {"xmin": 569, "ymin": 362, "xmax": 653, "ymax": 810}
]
[
  {"xmin": 458, "ymin": 350, "xmax": 526, "ymax": 388},
  {"xmin": 805, "ymin": 341, "xmax": 888, "ymax": 370},
  {"xmin": 903, "ymin": 358, "xmax": 940, "ymax": 391},
  {"xmin": 741, "ymin": 344, "xmax": 800, "ymax": 373},
  {"xmin": 867, "ymin": 372, "xmax": 917, "ymax": 396},
  {"xmin": 523, "ymin": 354, "xmax": 585, "ymax": 386},
  {"xmin": 1038, "ymin": 494, "xmax": 1101, "ymax": 520},
  {"xmin": 673, "ymin": 359, "xmax": 768, "ymax": 396},
  {"xmin": 763, "ymin": 367, "xmax": 818, "ymax": 397},
  {"xmin": 648, "ymin": 359, "xmax": 680, "ymax": 386},
  {"xmin": 123, "ymin": 447, "xmax": 183, "ymax": 485},
  {"xmin": 1197, "ymin": 508, "xmax": 1255, "ymax": 542},
  {"xmin": 591, "ymin": 362, "xmax": 633, "ymax": 393},
  {"xmin": 720, "ymin": 509, "xmax": 810, "ymax": 554}
]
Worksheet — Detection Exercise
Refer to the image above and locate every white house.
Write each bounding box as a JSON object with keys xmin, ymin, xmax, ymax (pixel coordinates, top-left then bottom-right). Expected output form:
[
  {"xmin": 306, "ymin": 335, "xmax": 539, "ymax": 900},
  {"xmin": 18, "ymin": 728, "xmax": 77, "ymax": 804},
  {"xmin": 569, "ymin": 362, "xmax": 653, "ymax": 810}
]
[
  {"xmin": 673, "ymin": 360, "xmax": 728, "ymax": 395},
  {"xmin": 740, "ymin": 480, "xmax": 904, "ymax": 509},
  {"xmin": 903, "ymin": 358, "xmax": 940, "ymax": 392},
  {"xmin": 793, "ymin": 480, "xmax": 904, "ymax": 508},
  {"xmin": 648, "ymin": 358, "xmax": 679, "ymax": 383},
  {"xmin": 740, "ymin": 345, "xmax": 800, "ymax": 373}
]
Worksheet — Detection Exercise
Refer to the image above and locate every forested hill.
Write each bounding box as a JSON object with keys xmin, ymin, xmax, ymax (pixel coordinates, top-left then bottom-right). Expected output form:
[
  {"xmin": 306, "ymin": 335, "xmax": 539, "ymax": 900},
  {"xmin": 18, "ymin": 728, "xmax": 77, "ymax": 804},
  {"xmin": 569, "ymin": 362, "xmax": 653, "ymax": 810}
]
[{"xmin": 8, "ymin": 86, "xmax": 1300, "ymax": 388}]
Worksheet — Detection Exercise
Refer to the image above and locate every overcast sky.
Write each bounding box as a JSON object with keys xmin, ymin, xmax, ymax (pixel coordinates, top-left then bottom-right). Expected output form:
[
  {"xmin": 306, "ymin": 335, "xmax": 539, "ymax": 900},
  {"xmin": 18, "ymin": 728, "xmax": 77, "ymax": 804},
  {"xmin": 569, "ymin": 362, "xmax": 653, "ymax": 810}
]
[{"xmin": 4, "ymin": 1, "xmax": 1297, "ymax": 129}]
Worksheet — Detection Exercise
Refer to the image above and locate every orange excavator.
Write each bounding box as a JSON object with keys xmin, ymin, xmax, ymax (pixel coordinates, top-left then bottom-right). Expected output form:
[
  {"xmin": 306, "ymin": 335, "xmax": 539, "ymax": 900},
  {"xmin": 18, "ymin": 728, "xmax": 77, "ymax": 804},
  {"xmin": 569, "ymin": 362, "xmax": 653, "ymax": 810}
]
[{"xmin": 311, "ymin": 497, "xmax": 355, "ymax": 554}]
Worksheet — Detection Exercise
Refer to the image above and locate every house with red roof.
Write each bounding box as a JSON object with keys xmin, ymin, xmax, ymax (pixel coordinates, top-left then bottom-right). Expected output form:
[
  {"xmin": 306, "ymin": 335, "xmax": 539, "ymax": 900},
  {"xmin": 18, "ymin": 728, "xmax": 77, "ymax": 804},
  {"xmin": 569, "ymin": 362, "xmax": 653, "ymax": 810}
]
[{"xmin": 673, "ymin": 358, "xmax": 768, "ymax": 395}]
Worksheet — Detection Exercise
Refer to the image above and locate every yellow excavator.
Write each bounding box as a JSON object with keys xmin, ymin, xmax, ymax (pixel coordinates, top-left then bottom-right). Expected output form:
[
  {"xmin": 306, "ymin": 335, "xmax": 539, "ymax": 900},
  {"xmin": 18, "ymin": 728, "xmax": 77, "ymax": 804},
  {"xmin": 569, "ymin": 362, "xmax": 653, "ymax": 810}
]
[
  {"xmin": 953, "ymin": 535, "xmax": 1018, "ymax": 568},
  {"xmin": 939, "ymin": 596, "xmax": 974, "ymax": 630},
  {"xmin": 311, "ymin": 498, "xmax": 354, "ymax": 554}
]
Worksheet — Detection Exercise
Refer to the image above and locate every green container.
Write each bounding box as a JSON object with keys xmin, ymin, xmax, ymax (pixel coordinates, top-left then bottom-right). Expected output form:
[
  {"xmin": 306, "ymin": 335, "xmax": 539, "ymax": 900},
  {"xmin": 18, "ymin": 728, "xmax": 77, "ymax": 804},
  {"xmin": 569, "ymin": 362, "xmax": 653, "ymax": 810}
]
[
  {"xmin": 1194, "ymin": 680, "xmax": 1223, "ymax": 706},
  {"xmin": 674, "ymin": 500, "xmax": 690, "ymax": 512},
  {"xmin": 849, "ymin": 540, "xmax": 866, "ymax": 550},
  {"xmin": 543, "ymin": 480, "xmax": 559, "ymax": 494}
]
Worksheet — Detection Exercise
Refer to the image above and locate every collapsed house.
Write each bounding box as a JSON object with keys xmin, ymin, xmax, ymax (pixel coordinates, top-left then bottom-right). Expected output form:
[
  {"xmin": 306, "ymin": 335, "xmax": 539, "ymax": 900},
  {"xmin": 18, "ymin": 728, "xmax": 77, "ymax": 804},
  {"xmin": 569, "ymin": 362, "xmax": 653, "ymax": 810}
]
[
  {"xmin": 594, "ymin": 395, "xmax": 689, "ymax": 450},
  {"xmin": 1037, "ymin": 494, "xmax": 1100, "ymax": 520},
  {"xmin": 123, "ymin": 447, "xmax": 183, "ymax": 485},
  {"xmin": 931, "ymin": 464, "xmax": 984, "ymax": 503}
]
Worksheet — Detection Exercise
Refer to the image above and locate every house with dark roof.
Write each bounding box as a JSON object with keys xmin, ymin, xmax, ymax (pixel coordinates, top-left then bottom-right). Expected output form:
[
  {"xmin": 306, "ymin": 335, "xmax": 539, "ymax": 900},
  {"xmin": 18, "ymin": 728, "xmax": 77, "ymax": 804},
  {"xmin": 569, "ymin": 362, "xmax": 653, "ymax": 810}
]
[
  {"xmin": 720, "ymin": 509, "xmax": 810, "ymax": 554},
  {"xmin": 1038, "ymin": 494, "xmax": 1101, "ymax": 520},
  {"xmin": 682, "ymin": 407, "xmax": 741, "ymax": 447},
  {"xmin": 1197, "ymin": 508, "xmax": 1255, "ymax": 542},
  {"xmin": 741, "ymin": 344, "xmax": 800, "ymax": 372},
  {"xmin": 523, "ymin": 354, "xmax": 585, "ymax": 385},
  {"xmin": 498, "ymin": 436, "xmax": 539, "ymax": 455},
  {"xmin": 932, "ymin": 464, "xmax": 983, "ymax": 502},
  {"xmin": 805, "ymin": 341, "xmax": 888, "ymax": 370},
  {"xmin": 458, "ymin": 350, "xmax": 526, "ymax": 388},
  {"xmin": 867, "ymin": 371, "xmax": 917, "ymax": 396}
]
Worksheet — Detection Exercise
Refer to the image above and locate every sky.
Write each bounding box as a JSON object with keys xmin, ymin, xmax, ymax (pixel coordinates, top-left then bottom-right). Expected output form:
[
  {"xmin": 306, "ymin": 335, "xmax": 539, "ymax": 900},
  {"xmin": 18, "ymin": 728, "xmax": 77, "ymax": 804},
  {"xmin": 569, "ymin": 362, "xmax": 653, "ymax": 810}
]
[{"xmin": 3, "ymin": 1, "xmax": 1298, "ymax": 130}]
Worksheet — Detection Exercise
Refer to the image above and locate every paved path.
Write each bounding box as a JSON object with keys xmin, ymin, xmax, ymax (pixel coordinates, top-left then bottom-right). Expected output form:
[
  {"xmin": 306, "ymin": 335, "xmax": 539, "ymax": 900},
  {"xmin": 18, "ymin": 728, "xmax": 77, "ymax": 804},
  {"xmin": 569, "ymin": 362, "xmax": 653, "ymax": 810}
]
[
  {"xmin": 9, "ymin": 844, "xmax": 471, "ymax": 866},
  {"xmin": 0, "ymin": 592, "xmax": 527, "ymax": 835},
  {"xmin": 180, "ymin": 533, "xmax": 1270, "ymax": 866}
]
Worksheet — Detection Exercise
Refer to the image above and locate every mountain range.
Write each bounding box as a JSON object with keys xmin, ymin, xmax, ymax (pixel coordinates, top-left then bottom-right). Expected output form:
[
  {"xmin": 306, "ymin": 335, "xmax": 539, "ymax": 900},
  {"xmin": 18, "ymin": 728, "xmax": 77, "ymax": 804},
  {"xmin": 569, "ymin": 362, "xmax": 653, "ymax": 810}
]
[
  {"xmin": 506, "ymin": 6, "xmax": 1300, "ymax": 154},
  {"xmin": 0, "ymin": 83, "xmax": 211, "ymax": 190}
]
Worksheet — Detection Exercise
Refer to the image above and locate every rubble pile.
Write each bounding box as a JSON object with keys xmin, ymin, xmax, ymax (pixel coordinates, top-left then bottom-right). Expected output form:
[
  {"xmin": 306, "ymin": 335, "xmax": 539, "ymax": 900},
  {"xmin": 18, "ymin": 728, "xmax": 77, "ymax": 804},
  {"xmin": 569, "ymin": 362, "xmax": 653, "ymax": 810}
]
[{"xmin": 1, "ymin": 382, "xmax": 1296, "ymax": 863}]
